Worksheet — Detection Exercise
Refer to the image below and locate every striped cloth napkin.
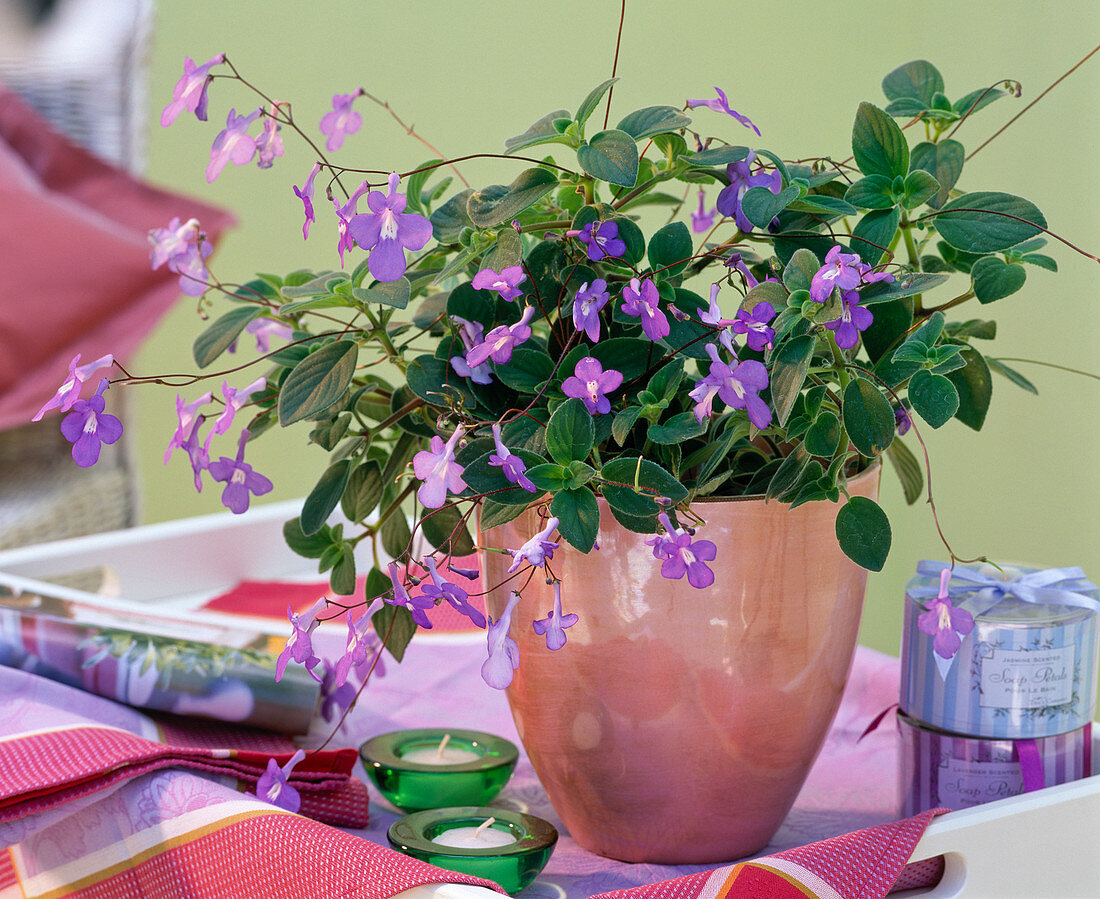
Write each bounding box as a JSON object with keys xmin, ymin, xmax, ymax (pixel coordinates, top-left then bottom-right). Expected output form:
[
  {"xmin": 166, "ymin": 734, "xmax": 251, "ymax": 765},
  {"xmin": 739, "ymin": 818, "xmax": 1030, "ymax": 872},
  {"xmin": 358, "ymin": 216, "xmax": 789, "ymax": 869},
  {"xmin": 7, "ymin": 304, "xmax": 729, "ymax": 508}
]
[
  {"xmin": 589, "ymin": 809, "xmax": 948, "ymax": 899},
  {"xmin": 0, "ymin": 666, "xmax": 367, "ymax": 828}
]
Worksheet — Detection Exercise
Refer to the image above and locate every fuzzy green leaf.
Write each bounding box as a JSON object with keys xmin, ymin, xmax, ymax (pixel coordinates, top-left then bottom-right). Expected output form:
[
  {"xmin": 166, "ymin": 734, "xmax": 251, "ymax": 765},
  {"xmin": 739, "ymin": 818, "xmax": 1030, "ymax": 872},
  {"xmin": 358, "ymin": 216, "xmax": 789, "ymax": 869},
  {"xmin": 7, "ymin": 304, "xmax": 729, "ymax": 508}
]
[
  {"xmin": 836, "ymin": 496, "xmax": 892, "ymax": 571},
  {"xmin": 278, "ymin": 340, "xmax": 357, "ymax": 426},
  {"xmin": 577, "ymin": 129, "xmax": 639, "ymax": 187},
  {"xmin": 193, "ymin": 306, "xmax": 264, "ymax": 368},
  {"xmin": 842, "ymin": 377, "xmax": 896, "ymax": 457},
  {"xmin": 551, "ymin": 487, "xmax": 600, "ymax": 552}
]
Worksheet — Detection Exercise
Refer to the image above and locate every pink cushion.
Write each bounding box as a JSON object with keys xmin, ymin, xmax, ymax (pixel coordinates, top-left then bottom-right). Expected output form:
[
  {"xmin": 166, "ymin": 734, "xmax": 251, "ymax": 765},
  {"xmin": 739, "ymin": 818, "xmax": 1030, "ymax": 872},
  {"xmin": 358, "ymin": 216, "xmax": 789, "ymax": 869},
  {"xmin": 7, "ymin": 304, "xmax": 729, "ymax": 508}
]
[{"xmin": 0, "ymin": 85, "xmax": 234, "ymax": 431}]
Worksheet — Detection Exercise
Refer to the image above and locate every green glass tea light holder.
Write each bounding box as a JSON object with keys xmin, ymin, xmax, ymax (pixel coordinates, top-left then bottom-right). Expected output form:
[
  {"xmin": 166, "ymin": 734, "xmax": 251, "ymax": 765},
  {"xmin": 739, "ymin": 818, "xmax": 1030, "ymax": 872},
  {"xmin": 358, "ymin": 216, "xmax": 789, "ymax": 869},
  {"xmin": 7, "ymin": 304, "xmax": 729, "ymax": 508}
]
[
  {"xmin": 359, "ymin": 728, "xmax": 518, "ymax": 812},
  {"xmin": 388, "ymin": 806, "xmax": 557, "ymax": 894}
]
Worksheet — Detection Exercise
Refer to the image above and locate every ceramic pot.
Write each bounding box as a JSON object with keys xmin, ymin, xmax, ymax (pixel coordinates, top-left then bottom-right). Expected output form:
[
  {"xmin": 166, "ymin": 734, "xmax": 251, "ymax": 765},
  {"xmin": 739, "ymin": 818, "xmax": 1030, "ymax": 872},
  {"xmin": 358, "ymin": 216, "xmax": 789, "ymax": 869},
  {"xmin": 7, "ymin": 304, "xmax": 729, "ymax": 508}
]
[{"xmin": 479, "ymin": 463, "xmax": 880, "ymax": 864}]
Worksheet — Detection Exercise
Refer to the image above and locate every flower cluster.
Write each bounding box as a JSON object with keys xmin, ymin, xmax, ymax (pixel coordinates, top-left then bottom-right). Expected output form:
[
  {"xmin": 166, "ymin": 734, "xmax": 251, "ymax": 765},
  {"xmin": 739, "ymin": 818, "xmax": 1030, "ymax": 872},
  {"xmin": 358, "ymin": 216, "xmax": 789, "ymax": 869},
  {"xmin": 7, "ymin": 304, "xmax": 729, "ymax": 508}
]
[{"xmin": 35, "ymin": 54, "xmax": 1069, "ymax": 702}]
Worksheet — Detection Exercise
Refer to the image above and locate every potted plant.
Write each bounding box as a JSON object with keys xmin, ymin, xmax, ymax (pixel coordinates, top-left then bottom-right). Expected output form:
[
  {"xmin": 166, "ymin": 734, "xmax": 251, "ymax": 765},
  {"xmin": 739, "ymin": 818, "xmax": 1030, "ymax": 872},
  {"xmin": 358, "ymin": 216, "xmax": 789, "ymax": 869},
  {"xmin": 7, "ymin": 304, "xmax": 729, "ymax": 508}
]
[{"xmin": 36, "ymin": 47, "xmax": 1087, "ymax": 860}]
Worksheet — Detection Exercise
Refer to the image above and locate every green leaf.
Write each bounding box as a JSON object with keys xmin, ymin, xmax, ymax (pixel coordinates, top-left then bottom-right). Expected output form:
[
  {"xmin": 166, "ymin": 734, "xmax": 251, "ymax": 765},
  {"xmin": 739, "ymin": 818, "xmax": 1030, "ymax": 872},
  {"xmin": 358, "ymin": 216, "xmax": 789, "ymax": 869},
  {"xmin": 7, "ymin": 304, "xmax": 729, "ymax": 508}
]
[
  {"xmin": 353, "ymin": 277, "xmax": 410, "ymax": 310},
  {"xmin": 575, "ymin": 78, "xmax": 618, "ymax": 129},
  {"xmin": 886, "ymin": 437, "xmax": 923, "ymax": 504},
  {"xmin": 278, "ymin": 294, "xmax": 353, "ymax": 315},
  {"xmin": 946, "ymin": 348, "xmax": 993, "ymax": 430},
  {"xmin": 526, "ymin": 462, "xmax": 570, "ymax": 491},
  {"xmin": 309, "ymin": 412, "xmax": 351, "ymax": 451},
  {"xmin": 647, "ymin": 221, "xmax": 693, "ymax": 278},
  {"xmin": 278, "ymin": 340, "xmax": 357, "ymax": 426},
  {"xmin": 329, "ymin": 543, "xmax": 356, "ymax": 596},
  {"xmin": 380, "ymin": 507, "xmax": 412, "ymax": 560},
  {"xmin": 907, "ymin": 370, "xmax": 959, "ymax": 428},
  {"xmin": 910, "ymin": 140, "xmax": 964, "ymax": 209},
  {"xmin": 545, "ymin": 398, "xmax": 595, "ymax": 465},
  {"xmin": 770, "ymin": 335, "xmax": 815, "ymax": 427},
  {"xmin": 283, "ymin": 516, "xmax": 331, "ymax": 559},
  {"xmin": 429, "ymin": 189, "xmax": 474, "ymax": 243},
  {"xmin": 804, "ymin": 411, "xmax": 841, "ymax": 458},
  {"xmin": 740, "ymin": 184, "xmax": 800, "ymax": 230},
  {"xmin": 647, "ymin": 411, "xmax": 706, "ymax": 445},
  {"xmin": 901, "ymin": 170, "xmax": 940, "ymax": 210},
  {"xmin": 300, "ymin": 460, "xmax": 352, "ymax": 535},
  {"xmin": 481, "ymin": 227, "xmax": 523, "ymax": 273},
  {"xmin": 685, "ymin": 146, "xmax": 751, "ymax": 167},
  {"xmin": 478, "ymin": 497, "xmax": 526, "ymax": 531},
  {"xmin": 842, "ymin": 377, "xmax": 896, "ymax": 457},
  {"xmin": 600, "ymin": 457, "xmax": 687, "ymax": 516},
  {"xmin": 494, "ymin": 347, "xmax": 554, "ymax": 393},
  {"xmin": 934, "ymin": 191, "xmax": 1046, "ymax": 253},
  {"xmin": 610, "ymin": 215, "xmax": 645, "ymax": 265},
  {"xmin": 616, "ymin": 105, "xmax": 692, "ymax": 141},
  {"xmin": 504, "ymin": 108, "xmax": 572, "ymax": 153},
  {"xmin": 953, "ymin": 87, "xmax": 1006, "ymax": 117},
  {"xmin": 970, "ymin": 256, "xmax": 1027, "ymax": 304},
  {"xmin": 612, "ymin": 406, "xmax": 643, "ymax": 446},
  {"xmin": 341, "ymin": 460, "xmax": 383, "ymax": 522},
  {"xmin": 278, "ymin": 271, "xmax": 348, "ymax": 299},
  {"xmin": 551, "ymin": 487, "xmax": 600, "ymax": 552},
  {"xmin": 987, "ymin": 357, "xmax": 1037, "ymax": 395},
  {"xmin": 882, "ymin": 60, "xmax": 944, "ymax": 106},
  {"xmin": 851, "ymin": 207, "xmax": 901, "ymax": 266},
  {"xmin": 836, "ymin": 496, "xmax": 892, "ymax": 571},
  {"xmin": 1020, "ymin": 252, "xmax": 1057, "ymax": 272},
  {"xmin": 844, "ymin": 175, "xmax": 896, "ymax": 210},
  {"xmin": 421, "ymin": 503, "xmax": 475, "ymax": 555},
  {"xmin": 859, "ymin": 272, "xmax": 950, "ymax": 305},
  {"xmin": 193, "ymin": 306, "xmax": 263, "ymax": 368},
  {"xmin": 406, "ymin": 355, "xmax": 473, "ymax": 408},
  {"xmin": 781, "ymin": 249, "xmax": 821, "ymax": 293},
  {"xmin": 852, "ymin": 102, "xmax": 910, "ymax": 179},
  {"xmin": 766, "ymin": 445, "xmax": 810, "ymax": 501},
  {"xmin": 577, "ymin": 129, "xmax": 639, "ymax": 187},
  {"xmin": 786, "ymin": 194, "xmax": 858, "ymax": 217},
  {"xmin": 467, "ymin": 168, "xmax": 559, "ymax": 228},
  {"xmin": 371, "ymin": 603, "xmax": 417, "ymax": 662}
]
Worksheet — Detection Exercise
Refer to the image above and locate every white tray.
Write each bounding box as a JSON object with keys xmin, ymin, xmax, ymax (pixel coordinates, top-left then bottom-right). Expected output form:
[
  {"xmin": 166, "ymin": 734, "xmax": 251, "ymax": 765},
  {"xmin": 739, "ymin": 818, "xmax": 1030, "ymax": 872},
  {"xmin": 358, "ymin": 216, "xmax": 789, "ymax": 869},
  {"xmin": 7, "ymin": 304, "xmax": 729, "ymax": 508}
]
[{"xmin": 0, "ymin": 501, "xmax": 1097, "ymax": 897}]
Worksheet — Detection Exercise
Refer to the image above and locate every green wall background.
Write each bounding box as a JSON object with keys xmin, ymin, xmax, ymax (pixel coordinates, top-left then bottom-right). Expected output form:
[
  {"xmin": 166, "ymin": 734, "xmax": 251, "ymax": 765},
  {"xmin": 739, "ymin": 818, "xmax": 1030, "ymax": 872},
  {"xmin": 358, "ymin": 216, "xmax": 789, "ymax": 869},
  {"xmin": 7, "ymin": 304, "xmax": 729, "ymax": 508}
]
[{"xmin": 135, "ymin": 0, "xmax": 1099, "ymax": 660}]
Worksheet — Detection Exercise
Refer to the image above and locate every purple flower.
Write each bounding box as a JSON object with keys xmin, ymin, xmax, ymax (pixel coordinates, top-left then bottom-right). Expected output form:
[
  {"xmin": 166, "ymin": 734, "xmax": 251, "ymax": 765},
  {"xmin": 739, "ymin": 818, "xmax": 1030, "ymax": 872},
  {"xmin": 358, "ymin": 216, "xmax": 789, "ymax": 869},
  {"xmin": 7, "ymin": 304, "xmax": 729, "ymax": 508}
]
[
  {"xmin": 561, "ymin": 356, "xmax": 623, "ymax": 416},
  {"xmin": 242, "ymin": 318, "xmax": 294, "ymax": 354},
  {"xmin": 161, "ymin": 53, "xmax": 225, "ymax": 126},
  {"xmin": 177, "ymin": 413, "xmax": 210, "ymax": 492},
  {"xmin": 411, "ymin": 426, "xmax": 467, "ymax": 509},
  {"xmin": 507, "ymin": 517, "xmax": 560, "ymax": 573},
  {"xmin": 293, "ymin": 163, "xmax": 322, "ymax": 239},
  {"xmin": 387, "ymin": 562, "xmax": 434, "ymax": 629},
  {"xmin": 320, "ymin": 660, "xmax": 358, "ymax": 723},
  {"xmin": 206, "ymin": 107, "xmax": 261, "ymax": 183},
  {"xmin": 206, "ymin": 377, "xmax": 266, "ymax": 448},
  {"xmin": 148, "ymin": 217, "xmax": 212, "ymax": 297},
  {"xmin": 165, "ymin": 392, "xmax": 212, "ymax": 464},
  {"xmin": 256, "ymin": 749, "xmax": 305, "ymax": 813},
  {"xmin": 471, "ymin": 265, "xmax": 526, "ymax": 302},
  {"xmin": 275, "ymin": 598, "xmax": 326, "ymax": 682},
  {"xmin": 619, "ymin": 278, "xmax": 670, "ymax": 342},
  {"xmin": 420, "ymin": 556, "xmax": 486, "ymax": 628},
  {"xmin": 482, "ymin": 591, "xmax": 521, "ymax": 690},
  {"xmin": 715, "ymin": 152, "xmax": 782, "ymax": 233},
  {"xmin": 646, "ymin": 512, "xmax": 718, "ymax": 589},
  {"xmin": 725, "ymin": 252, "xmax": 761, "ymax": 288},
  {"xmin": 532, "ymin": 581, "xmax": 579, "ymax": 650},
  {"xmin": 319, "ymin": 90, "xmax": 364, "ymax": 151},
  {"xmin": 895, "ymin": 407, "xmax": 911, "ymax": 436},
  {"xmin": 572, "ymin": 279, "xmax": 610, "ymax": 343},
  {"xmin": 569, "ymin": 220, "xmax": 626, "ymax": 262},
  {"xmin": 731, "ymin": 301, "xmax": 776, "ymax": 352},
  {"xmin": 255, "ymin": 106, "xmax": 285, "ymax": 169},
  {"xmin": 685, "ymin": 87, "xmax": 761, "ymax": 136},
  {"xmin": 333, "ymin": 610, "xmax": 384, "ymax": 688},
  {"xmin": 489, "ymin": 423, "xmax": 536, "ymax": 493},
  {"xmin": 59, "ymin": 379, "xmax": 123, "ymax": 468},
  {"xmin": 699, "ymin": 282, "xmax": 738, "ymax": 355},
  {"xmin": 464, "ymin": 305, "xmax": 536, "ymax": 367},
  {"xmin": 32, "ymin": 353, "xmax": 114, "ymax": 422},
  {"xmin": 825, "ymin": 290, "xmax": 874, "ymax": 350},
  {"xmin": 689, "ymin": 343, "xmax": 772, "ymax": 429},
  {"xmin": 207, "ymin": 429, "xmax": 274, "ymax": 514},
  {"xmin": 917, "ymin": 570, "xmax": 975, "ymax": 659},
  {"xmin": 449, "ymin": 316, "xmax": 493, "ymax": 385},
  {"xmin": 347, "ymin": 173, "xmax": 433, "ymax": 282},
  {"xmin": 810, "ymin": 245, "xmax": 864, "ymax": 302},
  {"xmin": 691, "ymin": 189, "xmax": 716, "ymax": 233},
  {"xmin": 334, "ymin": 181, "xmax": 371, "ymax": 268}
]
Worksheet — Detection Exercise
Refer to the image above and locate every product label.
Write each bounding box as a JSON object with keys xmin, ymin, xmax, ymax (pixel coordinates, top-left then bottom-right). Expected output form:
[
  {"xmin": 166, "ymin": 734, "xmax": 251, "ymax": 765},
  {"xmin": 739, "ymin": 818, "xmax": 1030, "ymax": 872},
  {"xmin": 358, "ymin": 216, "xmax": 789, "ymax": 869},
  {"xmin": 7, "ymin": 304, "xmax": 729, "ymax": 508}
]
[
  {"xmin": 937, "ymin": 756, "xmax": 1023, "ymax": 808},
  {"xmin": 979, "ymin": 645, "xmax": 1075, "ymax": 709}
]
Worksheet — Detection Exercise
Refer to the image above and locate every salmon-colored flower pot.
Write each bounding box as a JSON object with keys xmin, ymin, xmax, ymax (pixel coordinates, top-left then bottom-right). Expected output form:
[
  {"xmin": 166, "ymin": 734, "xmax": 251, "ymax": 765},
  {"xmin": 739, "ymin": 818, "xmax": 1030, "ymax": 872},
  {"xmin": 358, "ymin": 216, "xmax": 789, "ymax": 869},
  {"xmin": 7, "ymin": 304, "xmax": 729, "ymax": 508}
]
[{"xmin": 479, "ymin": 463, "xmax": 880, "ymax": 864}]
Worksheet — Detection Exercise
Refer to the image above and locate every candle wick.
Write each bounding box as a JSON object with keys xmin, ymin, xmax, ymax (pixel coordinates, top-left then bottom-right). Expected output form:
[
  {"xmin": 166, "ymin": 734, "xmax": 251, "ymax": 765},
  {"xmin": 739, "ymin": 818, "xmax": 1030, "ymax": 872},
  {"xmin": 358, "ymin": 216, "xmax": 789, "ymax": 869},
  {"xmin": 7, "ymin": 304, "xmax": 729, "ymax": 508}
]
[
  {"xmin": 437, "ymin": 733, "xmax": 452, "ymax": 759},
  {"xmin": 474, "ymin": 817, "xmax": 497, "ymax": 839}
]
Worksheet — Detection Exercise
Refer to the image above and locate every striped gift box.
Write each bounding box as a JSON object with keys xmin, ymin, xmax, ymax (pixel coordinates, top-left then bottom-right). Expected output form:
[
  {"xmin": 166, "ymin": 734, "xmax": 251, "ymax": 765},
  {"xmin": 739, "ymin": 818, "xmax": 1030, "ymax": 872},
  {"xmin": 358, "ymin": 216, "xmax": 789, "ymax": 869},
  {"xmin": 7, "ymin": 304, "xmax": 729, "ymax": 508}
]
[{"xmin": 898, "ymin": 711, "xmax": 1091, "ymax": 817}]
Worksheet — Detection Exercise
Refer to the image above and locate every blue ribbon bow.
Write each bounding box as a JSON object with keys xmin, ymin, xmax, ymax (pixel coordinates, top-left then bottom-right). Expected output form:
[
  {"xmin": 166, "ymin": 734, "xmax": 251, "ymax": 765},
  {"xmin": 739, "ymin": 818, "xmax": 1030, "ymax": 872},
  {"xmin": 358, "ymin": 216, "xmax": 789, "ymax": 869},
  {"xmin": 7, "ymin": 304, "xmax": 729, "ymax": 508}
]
[{"xmin": 912, "ymin": 561, "xmax": 1100, "ymax": 618}]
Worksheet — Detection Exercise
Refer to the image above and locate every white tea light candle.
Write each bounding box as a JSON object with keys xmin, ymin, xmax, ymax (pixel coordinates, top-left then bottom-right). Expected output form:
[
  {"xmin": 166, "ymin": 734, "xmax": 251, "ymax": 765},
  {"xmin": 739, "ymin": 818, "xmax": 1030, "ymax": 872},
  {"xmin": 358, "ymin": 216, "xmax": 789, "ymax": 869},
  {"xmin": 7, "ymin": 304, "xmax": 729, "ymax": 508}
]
[
  {"xmin": 400, "ymin": 732, "xmax": 483, "ymax": 766},
  {"xmin": 430, "ymin": 816, "xmax": 519, "ymax": 848}
]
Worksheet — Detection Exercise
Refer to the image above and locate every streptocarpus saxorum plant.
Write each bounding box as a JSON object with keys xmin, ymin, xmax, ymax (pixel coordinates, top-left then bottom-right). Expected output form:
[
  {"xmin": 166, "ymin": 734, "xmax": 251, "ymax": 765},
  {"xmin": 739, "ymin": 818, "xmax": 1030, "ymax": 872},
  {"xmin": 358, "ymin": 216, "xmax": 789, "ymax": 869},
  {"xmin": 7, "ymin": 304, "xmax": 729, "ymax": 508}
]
[{"xmin": 35, "ymin": 53, "xmax": 1092, "ymax": 702}]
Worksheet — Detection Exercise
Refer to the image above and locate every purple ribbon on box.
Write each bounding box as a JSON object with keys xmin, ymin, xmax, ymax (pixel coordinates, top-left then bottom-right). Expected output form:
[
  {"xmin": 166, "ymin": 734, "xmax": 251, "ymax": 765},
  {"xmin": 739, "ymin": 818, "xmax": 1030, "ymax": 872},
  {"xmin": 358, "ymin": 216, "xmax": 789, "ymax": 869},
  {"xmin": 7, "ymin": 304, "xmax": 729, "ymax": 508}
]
[{"xmin": 911, "ymin": 561, "xmax": 1100, "ymax": 680}]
